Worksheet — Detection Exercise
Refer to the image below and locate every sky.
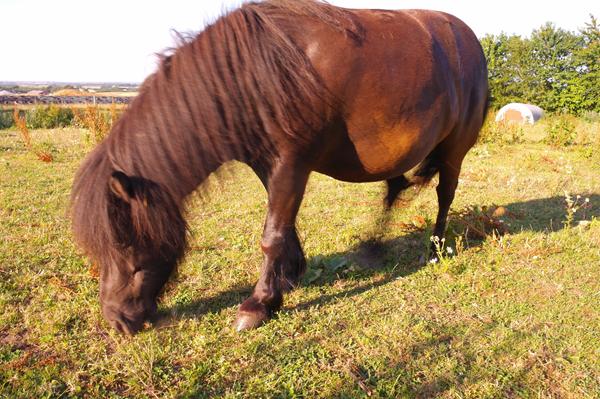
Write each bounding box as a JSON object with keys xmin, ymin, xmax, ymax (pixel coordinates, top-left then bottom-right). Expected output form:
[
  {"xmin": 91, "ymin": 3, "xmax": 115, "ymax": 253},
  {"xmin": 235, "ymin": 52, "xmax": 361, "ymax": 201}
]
[{"xmin": 1, "ymin": 0, "xmax": 598, "ymax": 83}]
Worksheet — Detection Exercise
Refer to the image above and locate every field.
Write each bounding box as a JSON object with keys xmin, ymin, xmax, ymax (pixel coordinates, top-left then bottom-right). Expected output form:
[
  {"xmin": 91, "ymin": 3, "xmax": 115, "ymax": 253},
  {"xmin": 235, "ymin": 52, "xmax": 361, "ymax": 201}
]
[{"xmin": 1, "ymin": 116, "xmax": 599, "ymax": 398}]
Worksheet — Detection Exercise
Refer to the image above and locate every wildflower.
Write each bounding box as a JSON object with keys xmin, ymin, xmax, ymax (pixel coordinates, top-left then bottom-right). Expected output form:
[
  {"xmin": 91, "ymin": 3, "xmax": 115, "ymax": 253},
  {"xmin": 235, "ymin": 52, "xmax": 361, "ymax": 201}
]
[{"xmin": 446, "ymin": 247, "xmax": 453, "ymax": 254}]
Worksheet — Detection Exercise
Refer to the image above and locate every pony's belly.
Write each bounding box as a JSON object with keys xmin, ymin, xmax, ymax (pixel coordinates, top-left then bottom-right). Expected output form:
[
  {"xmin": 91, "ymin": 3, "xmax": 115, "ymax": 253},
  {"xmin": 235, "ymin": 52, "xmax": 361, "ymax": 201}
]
[
  {"xmin": 354, "ymin": 126, "xmax": 436, "ymax": 175},
  {"xmin": 314, "ymin": 127, "xmax": 434, "ymax": 183}
]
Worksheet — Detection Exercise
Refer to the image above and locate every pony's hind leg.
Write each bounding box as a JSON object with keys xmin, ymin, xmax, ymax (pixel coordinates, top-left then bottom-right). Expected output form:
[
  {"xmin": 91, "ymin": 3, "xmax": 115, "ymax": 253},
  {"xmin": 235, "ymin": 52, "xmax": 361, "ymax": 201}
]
[
  {"xmin": 234, "ymin": 161, "xmax": 309, "ymax": 331},
  {"xmin": 430, "ymin": 145, "xmax": 469, "ymax": 259},
  {"xmin": 432, "ymin": 164, "xmax": 460, "ymax": 242}
]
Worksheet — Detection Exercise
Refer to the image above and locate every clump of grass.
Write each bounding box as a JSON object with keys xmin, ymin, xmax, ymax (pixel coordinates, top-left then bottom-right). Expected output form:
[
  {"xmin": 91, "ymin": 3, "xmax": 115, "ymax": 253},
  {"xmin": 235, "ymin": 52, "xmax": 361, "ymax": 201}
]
[
  {"xmin": 544, "ymin": 117, "xmax": 577, "ymax": 147},
  {"xmin": 12, "ymin": 109, "xmax": 53, "ymax": 162}
]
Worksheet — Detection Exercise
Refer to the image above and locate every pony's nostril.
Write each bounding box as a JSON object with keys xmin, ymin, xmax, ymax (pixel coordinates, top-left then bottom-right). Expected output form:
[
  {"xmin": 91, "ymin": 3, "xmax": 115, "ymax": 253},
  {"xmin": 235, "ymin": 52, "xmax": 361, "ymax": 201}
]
[
  {"xmin": 102, "ymin": 303, "xmax": 149, "ymax": 335},
  {"xmin": 107, "ymin": 312, "xmax": 143, "ymax": 335},
  {"xmin": 110, "ymin": 318, "xmax": 133, "ymax": 335}
]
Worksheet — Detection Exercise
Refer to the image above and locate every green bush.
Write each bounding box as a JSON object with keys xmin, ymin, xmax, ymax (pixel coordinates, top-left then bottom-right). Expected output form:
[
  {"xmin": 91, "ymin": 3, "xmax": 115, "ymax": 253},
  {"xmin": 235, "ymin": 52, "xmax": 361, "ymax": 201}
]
[
  {"xmin": 25, "ymin": 106, "xmax": 74, "ymax": 129},
  {"xmin": 544, "ymin": 117, "xmax": 577, "ymax": 147},
  {"xmin": 0, "ymin": 110, "xmax": 13, "ymax": 129}
]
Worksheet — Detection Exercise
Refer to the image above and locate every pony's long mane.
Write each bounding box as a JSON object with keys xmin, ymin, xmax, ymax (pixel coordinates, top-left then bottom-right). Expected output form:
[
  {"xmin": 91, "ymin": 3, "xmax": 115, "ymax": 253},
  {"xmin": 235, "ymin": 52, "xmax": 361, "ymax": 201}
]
[{"xmin": 71, "ymin": 0, "xmax": 363, "ymax": 264}]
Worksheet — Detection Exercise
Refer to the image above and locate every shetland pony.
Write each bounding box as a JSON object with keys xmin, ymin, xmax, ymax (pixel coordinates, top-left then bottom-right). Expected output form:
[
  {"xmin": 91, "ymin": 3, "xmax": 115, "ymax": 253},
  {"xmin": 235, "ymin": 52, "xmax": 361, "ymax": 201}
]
[{"xmin": 71, "ymin": 0, "xmax": 488, "ymax": 334}]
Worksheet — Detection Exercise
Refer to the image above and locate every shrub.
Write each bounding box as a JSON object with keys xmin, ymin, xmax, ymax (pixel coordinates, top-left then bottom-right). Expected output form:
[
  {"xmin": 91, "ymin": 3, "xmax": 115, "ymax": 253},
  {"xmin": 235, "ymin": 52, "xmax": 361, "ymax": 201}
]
[
  {"xmin": 0, "ymin": 110, "xmax": 13, "ymax": 129},
  {"xmin": 25, "ymin": 106, "xmax": 74, "ymax": 129},
  {"xmin": 478, "ymin": 118, "xmax": 524, "ymax": 144},
  {"xmin": 544, "ymin": 117, "xmax": 577, "ymax": 147}
]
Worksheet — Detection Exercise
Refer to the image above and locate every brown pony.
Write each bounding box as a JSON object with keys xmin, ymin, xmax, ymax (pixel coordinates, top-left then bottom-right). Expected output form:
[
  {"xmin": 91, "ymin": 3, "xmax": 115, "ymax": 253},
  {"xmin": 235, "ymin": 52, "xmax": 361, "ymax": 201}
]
[{"xmin": 71, "ymin": 0, "xmax": 488, "ymax": 334}]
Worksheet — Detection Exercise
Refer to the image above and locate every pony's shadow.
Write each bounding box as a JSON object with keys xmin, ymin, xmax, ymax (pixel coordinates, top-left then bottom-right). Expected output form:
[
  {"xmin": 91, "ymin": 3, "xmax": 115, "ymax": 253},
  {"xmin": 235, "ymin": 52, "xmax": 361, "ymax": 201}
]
[{"xmin": 158, "ymin": 194, "xmax": 599, "ymax": 323}]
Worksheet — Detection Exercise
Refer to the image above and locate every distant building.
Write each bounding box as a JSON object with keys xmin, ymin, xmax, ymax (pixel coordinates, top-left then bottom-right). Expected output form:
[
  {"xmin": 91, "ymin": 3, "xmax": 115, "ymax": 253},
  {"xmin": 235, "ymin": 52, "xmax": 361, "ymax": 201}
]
[
  {"xmin": 495, "ymin": 103, "xmax": 544, "ymax": 124},
  {"xmin": 25, "ymin": 90, "xmax": 49, "ymax": 96}
]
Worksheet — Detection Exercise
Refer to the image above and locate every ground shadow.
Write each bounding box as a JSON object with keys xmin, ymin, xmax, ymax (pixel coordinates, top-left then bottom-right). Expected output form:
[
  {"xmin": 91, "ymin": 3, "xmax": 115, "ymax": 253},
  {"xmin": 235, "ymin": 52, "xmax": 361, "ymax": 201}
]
[
  {"xmin": 159, "ymin": 194, "xmax": 599, "ymax": 322},
  {"xmin": 499, "ymin": 194, "xmax": 598, "ymax": 232}
]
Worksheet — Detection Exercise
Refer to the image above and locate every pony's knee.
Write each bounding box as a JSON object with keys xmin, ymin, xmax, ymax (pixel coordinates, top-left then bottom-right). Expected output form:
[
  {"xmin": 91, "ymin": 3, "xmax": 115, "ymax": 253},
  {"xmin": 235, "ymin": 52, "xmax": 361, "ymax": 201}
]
[{"xmin": 260, "ymin": 232, "xmax": 286, "ymax": 257}]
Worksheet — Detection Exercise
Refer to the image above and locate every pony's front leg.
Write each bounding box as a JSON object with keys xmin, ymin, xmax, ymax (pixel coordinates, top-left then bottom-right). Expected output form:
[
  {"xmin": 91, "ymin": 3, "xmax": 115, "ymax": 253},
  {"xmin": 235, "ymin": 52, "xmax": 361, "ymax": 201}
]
[{"xmin": 234, "ymin": 162, "xmax": 309, "ymax": 331}]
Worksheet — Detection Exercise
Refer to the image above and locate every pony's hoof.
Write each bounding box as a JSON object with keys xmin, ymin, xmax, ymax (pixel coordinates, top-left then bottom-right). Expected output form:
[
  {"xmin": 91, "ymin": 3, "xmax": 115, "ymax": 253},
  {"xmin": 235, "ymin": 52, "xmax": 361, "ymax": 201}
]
[
  {"xmin": 233, "ymin": 313, "xmax": 268, "ymax": 332},
  {"xmin": 234, "ymin": 297, "xmax": 271, "ymax": 332},
  {"xmin": 234, "ymin": 311, "xmax": 268, "ymax": 332}
]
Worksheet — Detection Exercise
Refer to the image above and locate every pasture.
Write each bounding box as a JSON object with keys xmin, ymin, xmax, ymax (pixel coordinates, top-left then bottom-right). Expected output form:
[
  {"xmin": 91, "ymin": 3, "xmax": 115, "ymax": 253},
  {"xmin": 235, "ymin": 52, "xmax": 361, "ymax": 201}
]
[{"xmin": 1, "ymin": 116, "xmax": 599, "ymax": 397}]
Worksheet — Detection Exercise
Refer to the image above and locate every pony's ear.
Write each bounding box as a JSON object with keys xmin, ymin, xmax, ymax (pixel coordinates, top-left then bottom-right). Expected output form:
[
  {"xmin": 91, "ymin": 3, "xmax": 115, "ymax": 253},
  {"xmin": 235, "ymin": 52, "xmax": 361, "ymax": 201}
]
[{"xmin": 109, "ymin": 171, "xmax": 133, "ymax": 203}]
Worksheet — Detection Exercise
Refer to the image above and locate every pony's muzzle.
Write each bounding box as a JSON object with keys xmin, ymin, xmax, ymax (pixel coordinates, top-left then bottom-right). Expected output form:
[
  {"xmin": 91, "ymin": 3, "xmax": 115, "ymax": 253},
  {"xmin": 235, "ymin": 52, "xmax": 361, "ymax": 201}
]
[{"xmin": 102, "ymin": 305, "xmax": 146, "ymax": 335}]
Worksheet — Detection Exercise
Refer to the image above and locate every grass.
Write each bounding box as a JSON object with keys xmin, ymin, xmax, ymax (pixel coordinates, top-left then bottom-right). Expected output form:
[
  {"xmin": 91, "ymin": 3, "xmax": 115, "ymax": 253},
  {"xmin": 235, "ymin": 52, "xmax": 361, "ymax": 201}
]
[{"xmin": 0, "ymin": 117, "xmax": 599, "ymax": 398}]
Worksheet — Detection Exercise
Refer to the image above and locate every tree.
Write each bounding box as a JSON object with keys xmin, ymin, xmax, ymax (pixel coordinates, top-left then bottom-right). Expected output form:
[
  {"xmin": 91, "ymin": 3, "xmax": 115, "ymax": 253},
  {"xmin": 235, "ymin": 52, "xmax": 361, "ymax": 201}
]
[
  {"xmin": 480, "ymin": 33, "xmax": 531, "ymax": 107},
  {"xmin": 528, "ymin": 23, "xmax": 581, "ymax": 112},
  {"xmin": 563, "ymin": 15, "xmax": 600, "ymax": 113},
  {"xmin": 480, "ymin": 15, "xmax": 599, "ymax": 115}
]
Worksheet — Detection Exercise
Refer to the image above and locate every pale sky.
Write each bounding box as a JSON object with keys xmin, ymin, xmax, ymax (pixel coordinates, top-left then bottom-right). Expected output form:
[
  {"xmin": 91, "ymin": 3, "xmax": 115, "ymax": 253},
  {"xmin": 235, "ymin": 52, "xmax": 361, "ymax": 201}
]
[{"xmin": 1, "ymin": 0, "xmax": 597, "ymax": 83}]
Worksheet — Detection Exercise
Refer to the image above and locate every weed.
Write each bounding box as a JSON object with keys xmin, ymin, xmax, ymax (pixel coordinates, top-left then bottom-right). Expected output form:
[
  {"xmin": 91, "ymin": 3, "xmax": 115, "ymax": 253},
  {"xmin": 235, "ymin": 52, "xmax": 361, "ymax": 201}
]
[
  {"xmin": 509, "ymin": 124, "xmax": 525, "ymax": 144},
  {"xmin": 579, "ymin": 146, "xmax": 594, "ymax": 159},
  {"xmin": 12, "ymin": 109, "xmax": 53, "ymax": 162},
  {"xmin": 73, "ymin": 103, "xmax": 120, "ymax": 144},
  {"xmin": 429, "ymin": 235, "xmax": 453, "ymax": 266},
  {"xmin": 581, "ymin": 111, "xmax": 600, "ymax": 123},
  {"xmin": 450, "ymin": 205, "xmax": 514, "ymax": 242},
  {"xmin": 563, "ymin": 192, "xmax": 591, "ymax": 228}
]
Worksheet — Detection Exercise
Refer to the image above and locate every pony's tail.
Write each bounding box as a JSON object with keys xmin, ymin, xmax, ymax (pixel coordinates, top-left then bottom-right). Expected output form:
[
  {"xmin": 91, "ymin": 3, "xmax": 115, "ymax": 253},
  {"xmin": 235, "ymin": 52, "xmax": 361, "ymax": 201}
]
[
  {"xmin": 410, "ymin": 151, "xmax": 442, "ymax": 186},
  {"xmin": 385, "ymin": 152, "xmax": 441, "ymax": 209}
]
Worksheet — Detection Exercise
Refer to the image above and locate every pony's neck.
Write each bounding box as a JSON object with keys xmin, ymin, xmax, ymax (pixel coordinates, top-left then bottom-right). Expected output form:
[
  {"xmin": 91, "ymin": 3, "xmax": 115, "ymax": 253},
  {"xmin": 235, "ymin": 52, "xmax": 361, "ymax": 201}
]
[
  {"xmin": 106, "ymin": 18, "xmax": 266, "ymax": 202},
  {"xmin": 106, "ymin": 2, "xmax": 331, "ymax": 202},
  {"xmin": 106, "ymin": 85, "xmax": 228, "ymax": 203}
]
